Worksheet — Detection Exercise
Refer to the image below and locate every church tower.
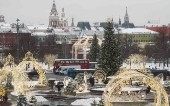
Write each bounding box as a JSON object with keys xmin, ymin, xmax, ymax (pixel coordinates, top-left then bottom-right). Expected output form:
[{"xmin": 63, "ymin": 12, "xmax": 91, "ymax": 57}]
[
  {"xmin": 49, "ymin": 0, "xmax": 60, "ymax": 27},
  {"xmin": 124, "ymin": 7, "xmax": 129, "ymax": 24},
  {"xmin": 61, "ymin": 7, "xmax": 65, "ymax": 19},
  {"xmin": 71, "ymin": 18, "xmax": 74, "ymax": 27}
]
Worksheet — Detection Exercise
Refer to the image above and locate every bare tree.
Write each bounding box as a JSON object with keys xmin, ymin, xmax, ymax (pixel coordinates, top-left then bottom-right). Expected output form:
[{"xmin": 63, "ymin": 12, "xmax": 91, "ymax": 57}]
[{"xmin": 44, "ymin": 54, "xmax": 58, "ymax": 70}]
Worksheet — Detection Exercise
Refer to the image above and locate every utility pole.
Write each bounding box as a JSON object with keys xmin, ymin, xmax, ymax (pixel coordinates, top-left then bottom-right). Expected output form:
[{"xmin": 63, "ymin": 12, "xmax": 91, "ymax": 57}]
[
  {"xmin": 2, "ymin": 35, "xmax": 5, "ymax": 62},
  {"xmin": 128, "ymin": 35, "xmax": 132, "ymax": 69},
  {"xmin": 63, "ymin": 36, "xmax": 67, "ymax": 59},
  {"xmin": 16, "ymin": 19, "xmax": 20, "ymax": 64}
]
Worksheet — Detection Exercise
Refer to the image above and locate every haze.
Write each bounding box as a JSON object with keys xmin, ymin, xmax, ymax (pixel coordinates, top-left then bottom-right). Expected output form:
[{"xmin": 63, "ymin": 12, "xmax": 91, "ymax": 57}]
[{"xmin": 0, "ymin": 0, "xmax": 170, "ymax": 26}]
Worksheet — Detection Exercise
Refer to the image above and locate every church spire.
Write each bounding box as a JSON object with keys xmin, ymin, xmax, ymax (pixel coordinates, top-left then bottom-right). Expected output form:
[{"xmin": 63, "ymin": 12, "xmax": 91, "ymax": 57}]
[
  {"xmin": 119, "ymin": 16, "xmax": 121, "ymax": 25},
  {"xmin": 126, "ymin": 7, "xmax": 128, "ymax": 16},
  {"xmin": 50, "ymin": 0, "xmax": 58, "ymax": 16},
  {"xmin": 124, "ymin": 7, "xmax": 129, "ymax": 23},
  {"xmin": 61, "ymin": 7, "xmax": 65, "ymax": 18},
  {"xmin": 53, "ymin": 0, "xmax": 56, "ymax": 7},
  {"xmin": 71, "ymin": 17, "xmax": 75, "ymax": 27}
]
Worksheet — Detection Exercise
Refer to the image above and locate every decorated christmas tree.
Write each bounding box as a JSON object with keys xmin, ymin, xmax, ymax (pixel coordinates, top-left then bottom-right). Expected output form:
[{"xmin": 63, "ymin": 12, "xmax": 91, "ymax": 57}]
[
  {"xmin": 89, "ymin": 34, "xmax": 100, "ymax": 62},
  {"xmin": 98, "ymin": 18, "xmax": 122, "ymax": 76}
]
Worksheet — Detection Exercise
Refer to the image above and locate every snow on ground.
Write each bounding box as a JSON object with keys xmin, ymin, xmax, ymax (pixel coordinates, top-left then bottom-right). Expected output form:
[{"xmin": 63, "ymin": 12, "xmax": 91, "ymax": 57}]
[
  {"xmin": 71, "ymin": 97, "xmax": 101, "ymax": 106},
  {"xmin": 123, "ymin": 62, "xmax": 170, "ymax": 71}
]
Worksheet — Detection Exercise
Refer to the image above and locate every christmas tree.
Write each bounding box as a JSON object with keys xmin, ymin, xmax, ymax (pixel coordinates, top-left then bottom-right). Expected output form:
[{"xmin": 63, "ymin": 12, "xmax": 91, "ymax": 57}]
[
  {"xmin": 89, "ymin": 34, "xmax": 100, "ymax": 62},
  {"xmin": 98, "ymin": 19, "xmax": 122, "ymax": 76}
]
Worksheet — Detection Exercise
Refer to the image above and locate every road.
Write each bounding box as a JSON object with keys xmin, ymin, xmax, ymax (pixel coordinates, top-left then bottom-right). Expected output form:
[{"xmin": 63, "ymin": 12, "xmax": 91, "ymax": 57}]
[{"xmin": 45, "ymin": 72, "xmax": 65, "ymax": 81}]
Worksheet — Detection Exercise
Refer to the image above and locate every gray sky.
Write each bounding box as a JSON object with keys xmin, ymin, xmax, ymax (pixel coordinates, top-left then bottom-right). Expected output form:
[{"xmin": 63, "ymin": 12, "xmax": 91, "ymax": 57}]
[{"xmin": 0, "ymin": 0, "xmax": 170, "ymax": 26}]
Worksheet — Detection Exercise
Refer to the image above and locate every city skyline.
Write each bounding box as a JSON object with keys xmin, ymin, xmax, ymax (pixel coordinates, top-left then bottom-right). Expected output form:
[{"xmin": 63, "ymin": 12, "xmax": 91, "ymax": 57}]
[{"xmin": 0, "ymin": 0, "xmax": 170, "ymax": 26}]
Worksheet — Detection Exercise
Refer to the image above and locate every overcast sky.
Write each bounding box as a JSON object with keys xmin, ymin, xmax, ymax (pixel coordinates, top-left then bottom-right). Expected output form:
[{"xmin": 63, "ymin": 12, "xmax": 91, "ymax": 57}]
[{"xmin": 0, "ymin": 0, "xmax": 170, "ymax": 26}]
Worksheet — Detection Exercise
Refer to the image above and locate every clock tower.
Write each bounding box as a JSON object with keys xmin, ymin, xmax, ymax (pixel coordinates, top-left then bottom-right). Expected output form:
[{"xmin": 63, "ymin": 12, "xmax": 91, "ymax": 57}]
[{"xmin": 49, "ymin": 0, "xmax": 60, "ymax": 27}]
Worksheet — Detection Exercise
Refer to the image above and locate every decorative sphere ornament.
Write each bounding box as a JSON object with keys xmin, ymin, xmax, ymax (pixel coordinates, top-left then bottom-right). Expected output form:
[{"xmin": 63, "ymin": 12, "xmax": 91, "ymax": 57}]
[{"xmin": 78, "ymin": 86, "xmax": 83, "ymax": 92}]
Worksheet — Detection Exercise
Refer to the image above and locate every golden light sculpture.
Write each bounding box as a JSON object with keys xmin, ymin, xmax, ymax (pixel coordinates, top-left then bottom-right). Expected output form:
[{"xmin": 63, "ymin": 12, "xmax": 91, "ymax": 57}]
[
  {"xmin": 103, "ymin": 70, "xmax": 169, "ymax": 106},
  {"xmin": 10, "ymin": 51, "xmax": 47, "ymax": 98},
  {"xmin": 0, "ymin": 54, "xmax": 16, "ymax": 87},
  {"xmin": 123, "ymin": 54, "xmax": 148, "ymax": 69},
  {"xmin": 93, "ymin": 70, "xmax": 106, "ymax": 83},
  {"xmin": 12, "ymin": 63, "xmax": 30, "ymax": 96},
  {"xmin": 3, "ymin": 53, "xmax": 17, "ymax": 68},
  {"xmin": 102, "ymin": 54, "xmax": 169, "ymax": 106},
  {"xmin": 17, "ymin": 51, "xmax": 47, "ymax": 85},
  {"xmin": 72, "ymin": 36, "xmax": 102, "ymax": 59},
  {"xmin": 0, "ymin": 86, "xmax": 6, "ymax": 96}
]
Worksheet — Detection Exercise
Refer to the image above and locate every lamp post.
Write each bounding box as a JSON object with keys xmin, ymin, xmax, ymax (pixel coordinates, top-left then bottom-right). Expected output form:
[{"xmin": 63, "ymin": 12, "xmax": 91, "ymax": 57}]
[
  {"xmin": 2, "ymin": 35, "xmax": 5, "ymax": 62},
  {"xmin": 128, "ymin": 35, "xmax": 133, "ymax": 69},
  {"xmin": 62, "ymin": 36, "xmax": 68, "ymax": 59},
  {"xmin": 16, "ymin": 19, "xmax": 20, "ymax": 64},
  {"xmin": 117, "ymin": 28, "xmax": 121, "ymax": 64},
  {"xmin": 167, "ymin": 41, "xmax": 170, "ymax": 67}
]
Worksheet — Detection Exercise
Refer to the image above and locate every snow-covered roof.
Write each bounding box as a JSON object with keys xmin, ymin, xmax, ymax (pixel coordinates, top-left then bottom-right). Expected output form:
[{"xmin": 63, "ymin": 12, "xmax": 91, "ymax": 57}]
[
  {"xmin": 121, "ymin": 28, "xmax": 159, "ymax": 34},
  {"xmin": 31, "ymin": 32, "xmax": 51, "ymax": 36},
  {"xmin": 53, "ymin": 28, "xmax": 64, "ymax": 33},
  {"xmin": 0, "ymin": 22, "xmax": 11, "ymax": 28},
  {"xmin": 71, "ymin": 97, "xmax": 101, "ymax": 106},
  {"xmin": 68, "ymin": 27, "xmax": 81, "ymax": 31},
  {"xmin": 96, "ymin": 27, "xmax": 104, "ymax": 31},
  {"xmin": 145, "ymin": 22, "xmax": 163, "ymax": 27},
  {"xmin": 91, "ymin": 27, "xmax": 97, "ymax": 31},
  {"xmin": 26, "ymin": 24, "xmax": 49, "ymax": 30}
]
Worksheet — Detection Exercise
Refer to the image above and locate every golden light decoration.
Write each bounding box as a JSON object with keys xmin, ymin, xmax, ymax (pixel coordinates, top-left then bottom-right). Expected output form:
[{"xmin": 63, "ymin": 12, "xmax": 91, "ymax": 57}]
[
  {"xmin": 0, "ymin": 52, "xmax": 47, "ymax": 100},
  {"xmin": 124, "ymin": 54, "xmax": 148, "ymax": 69},
  {"xmin": 15, "ymin": 51, "xmax": 47, "ymax": 85},
  {"xmin": 3, "ymin": 53, "xmax": 16, "ymax": 68},
  {"xmin": 0, "ymin": 86, "xmax": 7, "ymax": 96},
  {"xmin": 72, "ymin": 36, "xmax": 102, "ymax": 59},
  {"xmin": 12, "ymin": 51, "xmax": 47, "ymax": 97},
  {"xmin": 93, "ymin": 70, "xmax": 106, "ymax": 83},
  {"xmin": 107, "ymin": 17, "xmax": 111, "ymax": 23},
  {"xmin": 103, "ymin": 69, "xmax": 169, "ymax": 106}
]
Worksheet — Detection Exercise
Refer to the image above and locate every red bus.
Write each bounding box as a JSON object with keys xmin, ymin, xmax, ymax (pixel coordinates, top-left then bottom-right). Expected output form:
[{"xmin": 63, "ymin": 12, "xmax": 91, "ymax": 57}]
[{"xmin": 53, "ymin": 59, "xmax": 90, "ymax": 73}]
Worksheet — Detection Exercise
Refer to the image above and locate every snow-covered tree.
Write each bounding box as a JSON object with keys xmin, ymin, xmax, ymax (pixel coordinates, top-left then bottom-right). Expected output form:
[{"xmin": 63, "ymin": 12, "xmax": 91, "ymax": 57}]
[
  {"xmin": 98, "ymin": 19, "xmax": 122, "ymax": 76},
  {"xmin": 17, "ymin": 95, "xmax": 28, "ymax": 106},
  {"xmin": 89, "ymin": 34, "xmax": 100, "ymax": 62}
]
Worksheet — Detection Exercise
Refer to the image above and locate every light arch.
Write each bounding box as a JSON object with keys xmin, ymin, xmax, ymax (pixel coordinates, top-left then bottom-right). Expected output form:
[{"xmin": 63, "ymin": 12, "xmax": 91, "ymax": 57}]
[
  {"xmin": 72, "ymin": 36, "xmax": 102, "ymax": 59},
  {"xmin": 15, "ymin": 51, "xmax": 47, "ymax": 85},
  {"xmin": 103, "ymin": 70, "xmax": 169, "ymax": 106}
]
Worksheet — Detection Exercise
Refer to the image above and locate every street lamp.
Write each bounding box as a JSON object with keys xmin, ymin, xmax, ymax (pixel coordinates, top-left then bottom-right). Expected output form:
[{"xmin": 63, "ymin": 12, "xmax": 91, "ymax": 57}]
[
  {"xmin": 62, "ymin": 36, "xmax": 68, "ymax": 59},
  {"xmin": 117, "ymin": 28, "xmax": 121, "ymax": 64},
  {"xmin": 16, "ymin": 18, "xmax": 20, "ymax": 64},
  {"xmin": 2, "ymin": 35, "xmax": 5, "ymax": 62},
  {"xmin": 128, "ymin": 35, "xmax": 133, "ymax": 69}
]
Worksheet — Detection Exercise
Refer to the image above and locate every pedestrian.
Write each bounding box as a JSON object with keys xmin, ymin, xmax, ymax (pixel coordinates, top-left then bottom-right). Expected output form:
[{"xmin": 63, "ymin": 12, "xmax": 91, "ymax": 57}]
[
  {"xmin": 146, "ymin": 86, "xmax": 151, "ymax": 95},
  {"xmin": 91, "ymin": 77, "xmax": 95, "ymax": 87},
  {"xmin": 89, "ymin": 77, "xmax": 92, "ymax": 86},
  {"xmin": 57, "ymin": 85, "xmax": 61, "ymax": 96},
  {"xmin": 129, "ymin": 78, "xmax": 132, "ymax": 86}
]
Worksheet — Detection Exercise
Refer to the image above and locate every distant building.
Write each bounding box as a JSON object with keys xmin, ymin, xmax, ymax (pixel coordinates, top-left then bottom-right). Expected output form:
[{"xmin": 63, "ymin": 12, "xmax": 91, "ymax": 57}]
[
  {"xmin": 77, "ymin": 22, "xmax": 91, "ymax": 30},
  {"xmin": 0, "ymin": 15, "xmax": 5, "ymax": 22},
  {"xmin": 71, "ymin": 18, "xmax": 75, "ymax": 27},
  {"xmin": 121, "ymin": 7, "xmax": 135, "ymax": 28},
  {"xmin": 49, "ymin": 0, "xmax": 68, "ymax": 28},
  {"xmin": 147, "ymin": 26, "xmax": 170, "ymax": 36},
  {"xmin": 120, "ymin": 28, "xmax": 159, "ymax": 48}
]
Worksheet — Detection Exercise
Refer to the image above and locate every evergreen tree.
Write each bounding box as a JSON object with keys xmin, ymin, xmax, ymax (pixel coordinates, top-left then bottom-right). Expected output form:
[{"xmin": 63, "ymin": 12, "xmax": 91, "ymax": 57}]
[
  {"xmin": 98, "ymin": 20, "xmax": 122, "ymax": 76},
  {"xmin": 89, "ymin": 34, "xmax": 100, "ymax": 62}
]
